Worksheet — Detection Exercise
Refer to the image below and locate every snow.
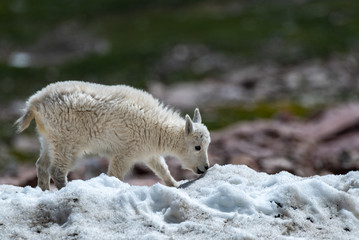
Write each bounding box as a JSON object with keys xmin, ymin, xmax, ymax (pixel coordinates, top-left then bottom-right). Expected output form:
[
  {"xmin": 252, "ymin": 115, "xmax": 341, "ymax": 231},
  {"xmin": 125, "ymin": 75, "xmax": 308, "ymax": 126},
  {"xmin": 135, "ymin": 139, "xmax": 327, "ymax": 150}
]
[{"xmin": 1, "ymin": 164, "xmax": 359, "ymax": 239}]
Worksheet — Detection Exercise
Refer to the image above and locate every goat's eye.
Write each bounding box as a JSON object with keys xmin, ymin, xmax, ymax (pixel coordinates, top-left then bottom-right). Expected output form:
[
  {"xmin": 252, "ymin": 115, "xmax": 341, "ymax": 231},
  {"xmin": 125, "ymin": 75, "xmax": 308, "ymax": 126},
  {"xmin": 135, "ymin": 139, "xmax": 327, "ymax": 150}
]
[{"xmin": 195, "ymin": 146, "xmax": 201, "ymax": 151}]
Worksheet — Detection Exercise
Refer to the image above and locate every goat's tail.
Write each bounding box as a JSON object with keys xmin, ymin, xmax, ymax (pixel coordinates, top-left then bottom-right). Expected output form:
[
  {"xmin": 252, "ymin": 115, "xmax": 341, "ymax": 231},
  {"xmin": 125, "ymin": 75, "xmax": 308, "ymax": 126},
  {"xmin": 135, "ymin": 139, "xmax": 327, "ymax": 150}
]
[{"xmin": 14, "ymin": 108, "xmax": 35, "ymax": 133}]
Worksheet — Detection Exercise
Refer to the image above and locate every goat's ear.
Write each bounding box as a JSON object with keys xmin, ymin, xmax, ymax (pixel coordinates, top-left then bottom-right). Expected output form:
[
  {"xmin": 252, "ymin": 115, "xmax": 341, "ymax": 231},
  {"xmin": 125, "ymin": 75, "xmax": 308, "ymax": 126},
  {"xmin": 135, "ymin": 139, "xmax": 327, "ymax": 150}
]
[
  {"xmin": 185, "ymin": 115, "xmax": 194, "ymax": 135},
  {"xmin": 193, "ymin": 108, "xmax": 202, "ymax": 123}
]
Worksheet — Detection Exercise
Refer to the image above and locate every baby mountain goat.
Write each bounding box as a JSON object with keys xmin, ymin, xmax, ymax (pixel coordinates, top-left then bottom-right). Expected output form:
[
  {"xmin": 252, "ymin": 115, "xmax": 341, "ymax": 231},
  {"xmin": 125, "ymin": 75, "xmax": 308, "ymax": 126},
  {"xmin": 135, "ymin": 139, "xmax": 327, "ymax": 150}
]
[{"xmin": 15, "ymin": 81, "xmax": 211, "ymax": 190}]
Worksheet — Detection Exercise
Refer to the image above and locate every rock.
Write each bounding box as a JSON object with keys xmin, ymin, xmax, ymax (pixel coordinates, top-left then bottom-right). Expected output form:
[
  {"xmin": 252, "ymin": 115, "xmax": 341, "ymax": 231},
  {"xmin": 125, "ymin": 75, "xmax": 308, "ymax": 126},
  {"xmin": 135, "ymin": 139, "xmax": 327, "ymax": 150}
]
[
  {"xmin": 0, "ymin": 164, "xmax": 37, "ymax": 187},
  {"xmin": 208, "ymin": 103, "xmax": 359, "ymax": 177},
  {"xmin": 304, "ymin": 104, "xmax": 359, "ymax": 142},
  {"xmin": 260, "ymin": 158, "xmax": 294, "ymax": 174},
  {"xmin": 229, "ymin": 155, "xmax": 259, "ymax": 170},
  {"xmin": 150, "ymin": 52, "xmax": 359, "ymax": 109}
]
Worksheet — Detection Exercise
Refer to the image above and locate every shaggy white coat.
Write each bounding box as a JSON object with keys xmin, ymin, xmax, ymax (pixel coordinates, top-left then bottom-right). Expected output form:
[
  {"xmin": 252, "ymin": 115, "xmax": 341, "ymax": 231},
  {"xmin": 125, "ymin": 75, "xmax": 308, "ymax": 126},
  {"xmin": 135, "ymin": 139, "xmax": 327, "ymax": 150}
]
[{"xmin": 15, "ymin": 81, "xmax": 211, "ymax": 190}]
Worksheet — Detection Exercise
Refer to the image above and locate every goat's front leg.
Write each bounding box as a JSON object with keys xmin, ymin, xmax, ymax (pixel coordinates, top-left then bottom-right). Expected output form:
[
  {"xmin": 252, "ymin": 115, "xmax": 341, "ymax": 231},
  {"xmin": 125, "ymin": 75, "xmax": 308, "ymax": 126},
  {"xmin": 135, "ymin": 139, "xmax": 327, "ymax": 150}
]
[
  {"xmin": 147, "ymin": 156, "xmax": 179, "ymax": 187},
  {"xmin": 108, "ymin": 155, "xmax": 134, "ymax": 181}
]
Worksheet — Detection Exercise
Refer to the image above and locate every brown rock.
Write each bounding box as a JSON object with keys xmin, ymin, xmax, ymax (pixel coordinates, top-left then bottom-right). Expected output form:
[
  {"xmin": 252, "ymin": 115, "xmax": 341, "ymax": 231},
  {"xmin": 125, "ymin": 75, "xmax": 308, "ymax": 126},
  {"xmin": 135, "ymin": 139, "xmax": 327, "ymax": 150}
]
[
  {"xmin": 229, "ymin": 155, "xmax": 259, "ymax": 170},
  {"xmin": 208, "ymin": 104, "xmax": 359, "ymax": 176}
]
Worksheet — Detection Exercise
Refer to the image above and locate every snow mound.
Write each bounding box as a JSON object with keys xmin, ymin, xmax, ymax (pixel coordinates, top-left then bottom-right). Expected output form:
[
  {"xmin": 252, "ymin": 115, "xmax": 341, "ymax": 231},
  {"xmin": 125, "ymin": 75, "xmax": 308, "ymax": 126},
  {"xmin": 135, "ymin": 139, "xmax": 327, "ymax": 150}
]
[{"xmin": 1, "ymin": 164, "xmax": 359, "ymax": 239}]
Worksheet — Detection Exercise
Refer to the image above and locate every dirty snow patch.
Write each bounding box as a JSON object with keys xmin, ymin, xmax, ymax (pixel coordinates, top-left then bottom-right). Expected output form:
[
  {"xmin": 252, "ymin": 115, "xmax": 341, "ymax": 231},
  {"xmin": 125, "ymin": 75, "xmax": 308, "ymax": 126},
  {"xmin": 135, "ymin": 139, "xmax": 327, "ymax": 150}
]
[{"xmin": 1, "ymin": 164, "xmax": 359, "ymax": 239}]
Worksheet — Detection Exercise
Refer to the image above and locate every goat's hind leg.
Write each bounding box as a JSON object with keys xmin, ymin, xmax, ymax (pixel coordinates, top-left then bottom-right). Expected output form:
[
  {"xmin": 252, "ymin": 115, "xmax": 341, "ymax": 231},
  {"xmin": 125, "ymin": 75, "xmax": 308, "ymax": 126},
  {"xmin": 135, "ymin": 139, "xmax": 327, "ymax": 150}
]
[
  {"xmin": 36, "ymin": 137, "xmax": 51, "ymax": 191},
  {"xmin": 49, "ymin": 143, "xmax": 79, "ymax": 190},
  {"xmin": 49, "ymin": 165, "xmax": 68, "ymax": 190}
]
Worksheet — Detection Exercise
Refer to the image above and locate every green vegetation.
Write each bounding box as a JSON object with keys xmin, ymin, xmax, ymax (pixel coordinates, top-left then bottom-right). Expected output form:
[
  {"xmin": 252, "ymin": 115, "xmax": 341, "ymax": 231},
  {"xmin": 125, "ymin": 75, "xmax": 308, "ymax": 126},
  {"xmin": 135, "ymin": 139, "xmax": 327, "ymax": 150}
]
[
  {"xmin": 1, "ymin": 0, "xmax": 359, "ymax": 100},
  {"xmin": 204, "ymin": 101, "xmax": 321, "ymax": 130}
]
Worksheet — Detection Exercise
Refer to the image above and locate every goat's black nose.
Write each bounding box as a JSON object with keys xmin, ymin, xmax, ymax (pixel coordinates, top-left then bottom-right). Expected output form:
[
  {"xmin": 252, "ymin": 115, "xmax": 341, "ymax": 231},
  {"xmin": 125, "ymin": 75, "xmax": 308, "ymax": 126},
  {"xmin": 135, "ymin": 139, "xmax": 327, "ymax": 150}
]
[{"xmin": 197, "ymin": 166, "xmax": 209, "ymax": 174}]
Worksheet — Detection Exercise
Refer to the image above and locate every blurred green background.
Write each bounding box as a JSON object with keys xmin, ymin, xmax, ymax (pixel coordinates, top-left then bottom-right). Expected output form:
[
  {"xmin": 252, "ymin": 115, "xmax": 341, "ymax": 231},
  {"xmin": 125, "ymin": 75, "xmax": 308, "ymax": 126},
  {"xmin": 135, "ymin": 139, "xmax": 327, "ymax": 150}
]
[{"xmin": 1, "ymin": 0, "xmax": 359, "ymax": 171}]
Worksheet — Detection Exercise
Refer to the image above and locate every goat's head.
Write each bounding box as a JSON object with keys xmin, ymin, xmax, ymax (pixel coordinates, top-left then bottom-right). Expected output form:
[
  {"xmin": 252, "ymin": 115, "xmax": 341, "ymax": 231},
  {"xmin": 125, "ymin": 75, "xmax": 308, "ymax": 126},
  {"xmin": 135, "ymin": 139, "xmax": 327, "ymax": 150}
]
[{"xmin": 180, "ymin": 108, "xmax": 211, "ymax": 175}]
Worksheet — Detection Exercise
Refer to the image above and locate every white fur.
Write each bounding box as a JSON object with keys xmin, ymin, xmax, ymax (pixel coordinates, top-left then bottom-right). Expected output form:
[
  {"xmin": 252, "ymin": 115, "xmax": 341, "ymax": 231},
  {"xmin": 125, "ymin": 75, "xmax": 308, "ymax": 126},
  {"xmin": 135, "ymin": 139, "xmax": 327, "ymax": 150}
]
[{"xmin": 15, "ymin": 81, "xmax": 211, "ymax": 190}]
